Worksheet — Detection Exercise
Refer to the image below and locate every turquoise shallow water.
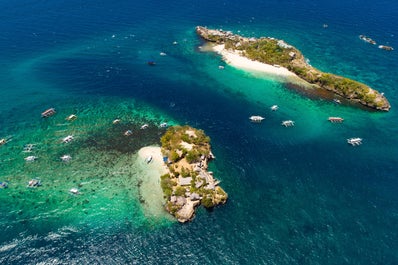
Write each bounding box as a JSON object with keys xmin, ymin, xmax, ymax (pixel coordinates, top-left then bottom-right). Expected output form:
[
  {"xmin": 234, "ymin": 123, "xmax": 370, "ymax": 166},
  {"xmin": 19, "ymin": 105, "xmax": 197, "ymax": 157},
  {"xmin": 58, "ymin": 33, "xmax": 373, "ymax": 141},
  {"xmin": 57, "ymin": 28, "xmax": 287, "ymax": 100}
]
[{"xmin": 1, "ymin": 0, "xmax": 398, "ymax": 264}]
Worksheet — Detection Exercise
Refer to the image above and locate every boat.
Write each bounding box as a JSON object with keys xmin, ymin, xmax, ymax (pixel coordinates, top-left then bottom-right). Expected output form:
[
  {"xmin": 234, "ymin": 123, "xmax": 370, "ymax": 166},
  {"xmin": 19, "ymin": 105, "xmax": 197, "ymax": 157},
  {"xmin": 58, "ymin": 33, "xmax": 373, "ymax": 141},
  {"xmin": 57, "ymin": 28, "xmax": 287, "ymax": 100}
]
[
  {"xmin": 378, "ymin": 45, "xmax": 394, "ymax": 51},
  {"xmin": 159, "ymin": 122, "xmax": 168, "ymax": 128},
  {"xmin": 27, "ymin": 179, "xmax": 41, "ymax": 188},
  {"xmin": 112, "ymin": 119, "xmax": 121, "ymax": 124},
  {"xmin": 41, "ymin": 108, "xmax": 56, "ymax": 118},
  {"xmin": 249, "ymin": 116, "xmax": 265, "ymax": 122},
  {"xmin": 333, "ymin": 99, "xmax": 341, "ymax": 104},
  {"xmin": 62, "ymin": 135, "xmax": 74, "ymax": 143},
  {"xmin": 0, "ymin": 139, "xmax": 6, "ymax": 146},
  {"xmin": 66, "ymin": 114, "xmax": 77, "ymax": 121},
  {"xmin": 60, "ymin": 155, "xmax": 72, "ymax": 162},
  {"xmin": 23, "ymin": 144, "xmax": 36, "ymax": 152},
  {"xmin": 347, "ymin": 137, "xmax": 362, "ymax": 146},
  {"xmin": 160, "ymin": 52, "xmax": 167, "ymax": 56},
  {"xmin": 147, "ymin": 61, "xmax": 156, "ymax": 66},
  {"xmin": 281, "ymin": 120, "xmax": 295, "ymax": 127},
  {"xmin": 24, "ymin": 156, "xmax": 38, "ymax": 162},
  {"xmin": 359, "ymin": 35, "xmax": 376, "ymax": 45},
  {"xmin": 218, "ymin": 65, "xmax": 225, "ymax": 69},
  {"xmin": 124, "ymin": 130, "xmax": 133, "ymax": 136},
  {"xmin": 146, "ymin": 155, "xmax": 153, "ymax": 164},
  {"xmin": 140, "ymin": 124, "xmax": 149, "ymax": 130},
  {"xmin": 69, "ymin": 188, "xmax": 79, "ymax": 195},
  {"xmin": 270, "ymin": 105, "xmax": 279, "ymax": 111},
  {"xmin": 328, "ymin": 117, "xmax": 344, "ymax": 123},
  {"xmin": 0, "ymin": 182, "xmax": 8, "ymax": 189}
]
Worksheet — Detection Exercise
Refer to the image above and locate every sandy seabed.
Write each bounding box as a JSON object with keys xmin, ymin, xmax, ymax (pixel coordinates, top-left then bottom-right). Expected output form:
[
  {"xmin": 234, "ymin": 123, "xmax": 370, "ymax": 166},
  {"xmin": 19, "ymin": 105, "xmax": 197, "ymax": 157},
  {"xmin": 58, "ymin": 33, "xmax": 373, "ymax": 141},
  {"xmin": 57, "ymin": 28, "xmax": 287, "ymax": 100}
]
[{"xmin": 136, "ymin": 146, "xmax": 172, "ymax": 220}]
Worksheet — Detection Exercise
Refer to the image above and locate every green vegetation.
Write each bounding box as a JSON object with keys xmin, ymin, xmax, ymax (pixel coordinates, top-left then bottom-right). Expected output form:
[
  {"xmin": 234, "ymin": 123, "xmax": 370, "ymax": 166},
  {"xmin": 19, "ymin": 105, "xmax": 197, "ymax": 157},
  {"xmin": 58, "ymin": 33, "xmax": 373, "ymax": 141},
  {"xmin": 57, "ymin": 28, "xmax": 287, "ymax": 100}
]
[
  {"xmin": 196, "ymin": 26, "xmax": 390, "ymax": 111},
  {"xmin": 159, "ymin": 125, "xmax": 228, "ymax": 222},
  {"xmin": 160, "ymin": 174, "xmax": 173, "ymax": 198},
  {"xmin": 239, "ymin": 39, "xmax": 292, "ymax": 66}
]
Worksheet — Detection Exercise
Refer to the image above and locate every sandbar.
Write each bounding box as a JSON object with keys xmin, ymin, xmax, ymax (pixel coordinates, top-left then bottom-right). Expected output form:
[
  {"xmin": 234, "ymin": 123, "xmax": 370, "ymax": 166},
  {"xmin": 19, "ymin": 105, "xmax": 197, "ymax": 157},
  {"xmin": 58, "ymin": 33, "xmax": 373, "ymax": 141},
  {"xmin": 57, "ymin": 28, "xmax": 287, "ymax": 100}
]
[{"xmin": 136, "ymin": 146, "xmax": 171, "ymax": 220}]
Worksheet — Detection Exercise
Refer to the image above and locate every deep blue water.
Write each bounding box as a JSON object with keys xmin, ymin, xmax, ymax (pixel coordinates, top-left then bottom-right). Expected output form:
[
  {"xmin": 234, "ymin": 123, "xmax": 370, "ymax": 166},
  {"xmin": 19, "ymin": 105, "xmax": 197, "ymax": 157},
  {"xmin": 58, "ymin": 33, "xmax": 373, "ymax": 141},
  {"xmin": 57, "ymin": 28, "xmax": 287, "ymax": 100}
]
[{"xmin": 1, "ymin": 0, "xmax": 398, "ymax": 264}]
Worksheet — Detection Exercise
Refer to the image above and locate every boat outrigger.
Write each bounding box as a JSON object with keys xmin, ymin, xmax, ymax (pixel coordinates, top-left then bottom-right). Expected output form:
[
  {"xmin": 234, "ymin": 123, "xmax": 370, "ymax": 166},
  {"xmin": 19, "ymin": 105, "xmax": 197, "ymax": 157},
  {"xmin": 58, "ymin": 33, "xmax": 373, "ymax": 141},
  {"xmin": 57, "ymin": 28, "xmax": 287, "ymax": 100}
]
[
  {"xmin": 41, "ymin": 108, "xmax": 56, "ymax": 118},
  {"xmin": 328, "ymin": 117, "xmax": 344, "ymax": 123},
  {"xmin": 249, "ymin": 116, "xmax": 265, "ymax": 122},
  {"xmin": 281, "ymin": 120, "xmax": 295, "ymax": 127},
  {"xmin": 347, "ymin": 138, "xmax": 362, "ymax": 146}
]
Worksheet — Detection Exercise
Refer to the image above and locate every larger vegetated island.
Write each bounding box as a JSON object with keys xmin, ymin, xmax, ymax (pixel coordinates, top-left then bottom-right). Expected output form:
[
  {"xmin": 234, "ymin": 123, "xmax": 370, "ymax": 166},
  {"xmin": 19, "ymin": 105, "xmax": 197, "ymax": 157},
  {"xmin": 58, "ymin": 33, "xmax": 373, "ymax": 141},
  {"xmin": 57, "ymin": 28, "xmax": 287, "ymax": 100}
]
[
  {"xmin": 160, "ymin": 125, "xmax": 228, "ymax": 223},
  {"xmin": 196, "ymin": 26, "xmax": 390, "ymax": 111}
]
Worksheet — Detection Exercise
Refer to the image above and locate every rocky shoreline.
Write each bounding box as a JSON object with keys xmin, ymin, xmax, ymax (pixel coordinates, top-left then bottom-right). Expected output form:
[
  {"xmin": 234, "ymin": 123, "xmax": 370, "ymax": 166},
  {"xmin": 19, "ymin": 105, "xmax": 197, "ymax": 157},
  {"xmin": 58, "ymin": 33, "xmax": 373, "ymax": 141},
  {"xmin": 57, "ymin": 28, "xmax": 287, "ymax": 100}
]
[
  {"xmin": 159, "ymin": 126, "xmax": 228, "ymax": 223},
  {"xmin": 196, "ymin": 26, "xmax": 391, "ymax": 111}
]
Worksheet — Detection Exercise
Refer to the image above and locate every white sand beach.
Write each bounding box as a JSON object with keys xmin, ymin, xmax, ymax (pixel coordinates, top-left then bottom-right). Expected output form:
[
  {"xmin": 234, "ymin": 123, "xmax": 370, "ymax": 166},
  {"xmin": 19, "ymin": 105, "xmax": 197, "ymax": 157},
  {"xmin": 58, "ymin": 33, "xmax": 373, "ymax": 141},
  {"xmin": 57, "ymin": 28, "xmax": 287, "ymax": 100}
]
[
  {"xmin": 213, "ymin": 44, "xmax": 296, "ymax": 77},
  {"xmin": 136, "ymin": 146, "xmax": 171, "ymax": 220}
]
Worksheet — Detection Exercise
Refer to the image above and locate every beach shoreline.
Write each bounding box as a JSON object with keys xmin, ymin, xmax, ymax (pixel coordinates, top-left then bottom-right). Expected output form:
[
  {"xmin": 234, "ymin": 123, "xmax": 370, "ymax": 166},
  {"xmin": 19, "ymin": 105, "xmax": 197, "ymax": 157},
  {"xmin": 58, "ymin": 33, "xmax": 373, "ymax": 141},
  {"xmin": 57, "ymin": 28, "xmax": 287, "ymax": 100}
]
[
  {"xmin": 136, "ymin": 146, "xmax": 172, "ymax": 220},
  {"xmin": 212, "ymin": 44, "xmax": 314, "ymax": 88}
]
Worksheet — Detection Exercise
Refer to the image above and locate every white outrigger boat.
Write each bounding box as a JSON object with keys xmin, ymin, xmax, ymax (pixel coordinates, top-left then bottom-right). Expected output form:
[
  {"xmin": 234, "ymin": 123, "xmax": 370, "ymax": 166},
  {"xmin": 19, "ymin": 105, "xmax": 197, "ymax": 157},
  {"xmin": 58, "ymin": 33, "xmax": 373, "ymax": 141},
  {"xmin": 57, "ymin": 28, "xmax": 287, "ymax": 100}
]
[
  {"xmin": 249, "ymin": 116, "xmax": 265, "ymax": 122},
  {"xmin": 65, "ymin": 114, "xmax": 77, "ymax": 121},
  {"xmin": 146, "ymin": 155, "xmax": 153, "ymax": 164},
  {"xmin": 24, "ymin": 155, "xmax": 38, "ymax": 162},
  {"xmin": 328, "ymin": 117, "xmax": 344, "ymax": 123},
  {"xmin": 270, "ymin": 105, "xmax": 279, "ymax": 111},
  {"xmin": 69, "ymin": 188, "xmax": 79, "ymax": 195},
  {"xmin": 347, "ymin": 138, "xmax": 362, "ymax": 146},
  {"xmin": 281, "ymin": 120, "xmax": 295, "ymax": 127},
  {"xmin": 60, "ymin": 155, "xmax": 72, "ymax": 162},
  {"xmin": 62, "ymin": 135, "xmax": 74, "ymax": 143},
  {"xmin": 41, "ymin": 108, "xmax": 56, "ymax": 118},
  {"xmin": 140, "ymin": 124, "xmax": 149, "ymax": 130},
  {"xmin": 159, "ymin": 122, "xmax": 168, "ymax": 128}
]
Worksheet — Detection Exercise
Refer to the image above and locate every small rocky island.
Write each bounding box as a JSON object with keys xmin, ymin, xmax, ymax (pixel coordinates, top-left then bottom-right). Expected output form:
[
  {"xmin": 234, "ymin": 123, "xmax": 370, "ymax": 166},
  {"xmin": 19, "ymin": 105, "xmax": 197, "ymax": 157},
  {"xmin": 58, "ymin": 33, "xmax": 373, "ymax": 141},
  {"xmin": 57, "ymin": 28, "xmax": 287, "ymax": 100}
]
[
  {"xmin": 159, "ymin": 125, "xmax": 228, "ymax": 223},
  {"xmin": 196, "ymin": 26, "xmax": 391, "ymax": 111}
]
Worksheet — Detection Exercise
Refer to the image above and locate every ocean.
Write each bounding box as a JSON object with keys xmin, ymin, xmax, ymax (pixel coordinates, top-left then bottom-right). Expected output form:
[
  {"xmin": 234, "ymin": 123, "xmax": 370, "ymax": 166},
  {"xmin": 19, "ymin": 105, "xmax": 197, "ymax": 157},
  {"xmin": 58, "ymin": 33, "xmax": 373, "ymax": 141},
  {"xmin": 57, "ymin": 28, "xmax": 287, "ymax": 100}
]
[{"xmin": 0, "ymin": 0, "xmax": 397, "ymax": 264}]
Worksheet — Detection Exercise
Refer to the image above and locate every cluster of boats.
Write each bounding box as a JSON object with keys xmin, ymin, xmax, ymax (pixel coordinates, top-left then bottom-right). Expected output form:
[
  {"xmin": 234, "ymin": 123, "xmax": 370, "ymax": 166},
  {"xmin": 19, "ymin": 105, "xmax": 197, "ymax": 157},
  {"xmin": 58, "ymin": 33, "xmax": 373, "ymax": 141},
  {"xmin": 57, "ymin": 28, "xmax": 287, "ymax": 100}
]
[
  {"xmin": 249, "ymin": 105, "xmax": 362, "ymax": 146},
  {"xmin": 0, "ymin": 107, "xmax": 171, "ymax": 191},
  {"xmin": 359, "ymin": 35, "xmax": 394, "ymax": 51}
]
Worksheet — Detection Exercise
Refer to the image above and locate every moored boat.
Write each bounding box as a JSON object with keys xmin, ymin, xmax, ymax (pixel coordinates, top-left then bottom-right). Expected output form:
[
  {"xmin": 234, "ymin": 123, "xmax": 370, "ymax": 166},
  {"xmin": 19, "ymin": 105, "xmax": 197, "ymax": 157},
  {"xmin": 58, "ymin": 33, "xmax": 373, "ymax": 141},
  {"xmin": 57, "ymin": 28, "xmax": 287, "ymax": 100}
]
[
  {"xmin": 328, "ymin": 117, "xmax": 344, "ymax": 123},
  {"xmin": 359, "ymin": 35, "xmax": 376, "ymax": 45},
  {"xmin": 60, "ymin": 155, "xmax": 72, "ymax": 162},
  {"xmin": 270, "ymin": 105, "xmax": 279, "ymax": 111},
  {"xmin": 249, "ymin": 116, "xmax": 265, "ymax": 122},
  {"xmin": 66, "ymin": 114, "xmax": 77, "ymax": 121},
  {"xmin": 281, "ymin": 120, "xmax": 295, "ymax": 127},
  {"xmin": 69, "ymin": 188, "xmax": 79, "ymax": 195},
  {"xmin": 41, "ymin": 108, "xmax": 56, "ymax": 118},
  {"xmin": 146, "ymin": 155, "xmax": 153, "ymax": 164},
  {"xmin": 24, "ymin": 156, "xmax": 38, "ymax": 162},
  {"xmin": 378, "ymin": 45, "xmax": 394, "ymax": 51},
  {"xmin": 62, "ymin": 135, "xmax": 74, "ymax": 143},
  {"xmin": 347, "ymin": 137, "xmax": 362, "ymax": 146},
  {"xmin": 28, "ymin": 179, "xmax": 41, "ymax": 188}
]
